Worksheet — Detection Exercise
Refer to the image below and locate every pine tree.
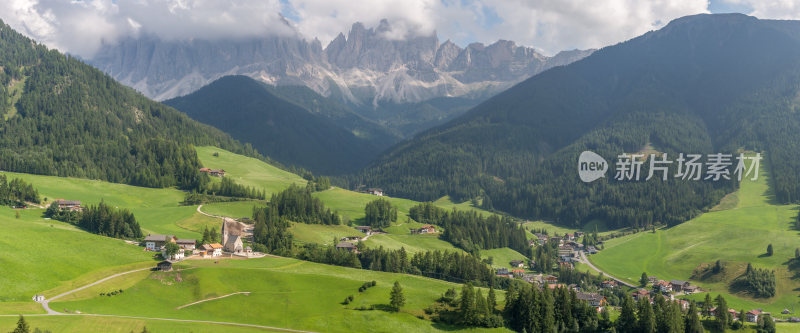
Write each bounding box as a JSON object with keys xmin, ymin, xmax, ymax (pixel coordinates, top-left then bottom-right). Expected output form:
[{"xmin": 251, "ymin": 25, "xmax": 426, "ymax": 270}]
[
  {"xmin": 487, "ymin": 286, "xmax": 497, "ymax": 312},
  {"xmin": 702, "ymin": 293, "xmax": 712, "ymax": 318},
  {"xmin": 640, "ymin": 272, "xmax": 649, "ymax": 286},
  {"xmin": 686, "ymin": 301, "xmax": 704, "ymax": 333},
  {"xmin": 795, "ymin": 247, "xmax": 799, "ymax": 259},
  {"xmin": 12, "ymin": 315, "xmax": 29, "ymax": 333},
  {"xmin": 637, "ymin": 297, "xmax": 656, "ymax": 333},
  {"xmin": 766, "ymin": 243, "xmax": 773, "ymax": 256},
  {"xmin": 390, "ymin": 281, "xmax": 405, "ymax": 311},
  {"xmin": 616, "ymin": 294, "xmax": 637, "ymax": 332},
  {"xmin": 715, "ymin": 294, "xmax": 729, "ymax": 331}
]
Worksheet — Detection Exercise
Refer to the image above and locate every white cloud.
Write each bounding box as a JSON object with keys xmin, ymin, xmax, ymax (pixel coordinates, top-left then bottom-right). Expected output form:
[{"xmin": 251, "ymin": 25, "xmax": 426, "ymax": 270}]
[
  {"xmin": 721, "ymin": 0, "xmax": 800, "ymax": 19},
  {"xmin": 0, "ymin": 0, "xmax": 714, "ymax": 58}
]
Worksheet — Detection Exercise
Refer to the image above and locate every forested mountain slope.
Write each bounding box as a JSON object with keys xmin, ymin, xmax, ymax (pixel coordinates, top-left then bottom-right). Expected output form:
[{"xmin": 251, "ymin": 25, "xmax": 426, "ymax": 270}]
[
  {"xmin": 0, "ymin": 20, "xmax": 255, "ymax": 188},
  {"xmin": 166, "ymin": 76, "xmax": 385, "ymax": 175},
  {"xmin": 359, "ymin": 13, "xmax": 800, "ymax": 229}
]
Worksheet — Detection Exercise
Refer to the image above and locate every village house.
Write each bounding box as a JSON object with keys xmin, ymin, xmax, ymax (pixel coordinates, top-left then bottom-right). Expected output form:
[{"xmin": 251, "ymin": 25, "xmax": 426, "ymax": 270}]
[
  {"xmin": 355, "ymin": 226, "xmax": 373, "ymax": 235},
  {"xmin": 523, "ymin": 274, "xmax": 542, "ymax": 285},
  {"xmin": 656, "ymin": 280, "xmax": 673, "ymax": 293},
  {"xmin": 550, "ymin": 236, "xmax": 563, "ymax": 244},
  {"xmin": 366, "ymin": 188, "xmax": 383, "ymax": 196},
  {"xmin": 53, "ymin": 199, "xmax": 83, "ymax": 212},
  {"xmin": 161, "ymin": 247, "xmax": 185, "ymax": 261},
  {"xmin": 336, "ymin": 242, "xmax": 356, "ymax": 252},
  {"xmin": 157, "ymin": 260, "xmax": 173, "ymax": 272},
  {"xmin": 544, "ymin": 275, "xmax": 559, "ymax": 284},
  {"xmin": 575, "ymin": 231, "xmax": 584, "ymax": 238},
  {"xmin": 669, "ymin": 280, "xmax": 690, "ymax": 292},
  {"xmin": 534, "ymin": 233, "xmax": 549, "ymax": 243},
  {"xmin": 496, "ymin": 268, "xmax": 509, "ymax": 275},
  {"xmin": 547, "ymin": 284, "xmax": 566, "ymax": 290},
  {"xmin": 683, "ymin": 285, "xmax": 699, "ymax": 294},
  {"xmin": 565, "ymin": 233, "xmax": 575, "ymax": 241},
  {"xmin": 600, "ymin": 280, "xmax": 618, "ymax": 289},
  {"xmin": 586, "ymin": 246, "xmax": 599, "ymax": 254},
  {"xmin": 144, "ymin": 234, "xmax": 176, "ymax": 251},
  {"xmin": 175, "ymin": 239, "xmax": 196, "ymax": 251},
  {"xmin": 202, "ymin": 243, "xmax": 223, "ymax": 257},
  {"xmin": 559, "ymin": 261, "xmax": 574, "ymax": 270},
  {"xmin": 676, "ymin": 300, "xmax": 690, "ymax": 311},
  {"xmin": 198, "ymin": 167, "xmax": 226, "ymax": 177},
  {"xmin": 632, "ymin": 289, "xmax": 650, "ymax": 302},
  {"xmin": 340, "ymin": 236, "xmax": 361, "ymax": 242},
  {"xmin": 648, "ymin": 276, "xmax": 659, "ymax": 284},
  {"xmin": 511, "ymin": 269, "xmax": 525, "ymax": 277},
  {"xmin": 411, "ymin": 225, "xmax": 436, "ymax": 234},
  {"xmin": 528, "ymin": 239, "xmax": 538, "ymax": 247},
  {"xmin": 576, "ymin": 292, "xmax": 607, "ymax": 309},
  {"xmin": 510, "ymin": 260, "xmax": 525, "ymax": 268},
  {"xmin": 746, "ymin": 310, "xmax": 762, "ymax": 323}
]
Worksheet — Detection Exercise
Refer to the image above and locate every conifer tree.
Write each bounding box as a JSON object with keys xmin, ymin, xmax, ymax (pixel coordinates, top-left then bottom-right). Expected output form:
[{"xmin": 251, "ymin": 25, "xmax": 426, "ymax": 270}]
[
  {"xmin": 12, "ymin": 315, "xmax": 29, "ymax": 333},
  {"xmin": 686, "ymin": 301, "xmax": 704, "ymax": 333},
  {"xmin": 715, "ymin": 294, "xmax": 729, "ymax": 331},
  {"xmin": 637, "ymin": 297, "xmax": 656, "ymax": 333},
  {"xmin": 390, "ymin": 281, "xmax": 405, "ymax": 311}
]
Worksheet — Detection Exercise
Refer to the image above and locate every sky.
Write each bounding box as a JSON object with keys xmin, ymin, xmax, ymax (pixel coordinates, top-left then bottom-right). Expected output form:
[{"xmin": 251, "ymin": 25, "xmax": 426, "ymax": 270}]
[{"xmin": 0, "ymin": 0, "xmax": 796, "ymax": 58}]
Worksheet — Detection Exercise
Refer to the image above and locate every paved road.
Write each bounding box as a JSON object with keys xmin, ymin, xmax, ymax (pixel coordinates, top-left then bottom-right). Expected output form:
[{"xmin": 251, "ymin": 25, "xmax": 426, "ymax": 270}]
[
  {"xmin": 39, "ymin": 267, "xmax": 152, "ymax": 314},
  {"xmin": 578, "ymin": 251, "xmax": 637, "ymax": 288},
  {"xmin": 26, "ymin": 267, "xmax": 317, "ymax": 332}
]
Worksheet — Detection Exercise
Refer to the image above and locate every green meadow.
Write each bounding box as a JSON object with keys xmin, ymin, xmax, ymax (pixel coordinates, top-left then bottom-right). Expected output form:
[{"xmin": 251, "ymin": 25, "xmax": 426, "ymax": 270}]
[
  {"xmin": 195, "ymin": 146, "xmax": 306, "ymax": 196},
  {"xmin": 0, "ymin": 207, "xmax": 153, "ymax": 303},
  {"xmin": 480, "ymin": 248, "xmax": 529, "ymax": 270},
  {"xmin": 0, "ymin": 315, "xmax": 290, "ymax": 333},
  {"xmin": 362, "ymin": 234, "xmax": 464, "ymax": 254},
  {"xmin": 589, "ymin": 167, "xmax": 800, "ymax": 316},
  {"xmin": 51, "ymin": 257, "xmax": 509, "ymax": 333}
]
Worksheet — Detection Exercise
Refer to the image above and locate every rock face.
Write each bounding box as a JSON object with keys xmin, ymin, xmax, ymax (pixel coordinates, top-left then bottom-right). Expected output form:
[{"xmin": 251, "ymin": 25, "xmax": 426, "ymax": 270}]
[{"xmin": 89, "ymin": 19, "xmax": 593, "ymax": 103}]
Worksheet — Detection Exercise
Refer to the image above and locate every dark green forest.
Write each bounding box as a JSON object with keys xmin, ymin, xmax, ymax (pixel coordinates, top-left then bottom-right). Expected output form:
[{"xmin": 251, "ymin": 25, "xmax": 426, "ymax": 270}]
[
  {"xmin": 0, "ymin": 20, "xmax": 256, "ymax": 189},
  {"xmin": 356, "ymin": 14, "xmax": 800, "ymax": 229}
]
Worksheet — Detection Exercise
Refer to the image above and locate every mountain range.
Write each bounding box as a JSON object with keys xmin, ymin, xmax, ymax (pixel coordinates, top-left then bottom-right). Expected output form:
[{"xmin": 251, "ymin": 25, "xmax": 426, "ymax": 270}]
[
  {"xmin": 88, "ymin": 18, "xmax": 592, "ymax": 113},
  {"xmin": 358, "ymin": 13, "xmax": 800, "ymax": 229}
]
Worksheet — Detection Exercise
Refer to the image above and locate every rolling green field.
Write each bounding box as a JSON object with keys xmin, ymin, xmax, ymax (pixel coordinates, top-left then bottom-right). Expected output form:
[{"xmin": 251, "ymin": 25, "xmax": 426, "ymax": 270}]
[
  {"xmin": 7, "ymin": 172, "xmax": 200, "ymax": 238},
  {"xmin": 51, "ymin": 257, "xmax": 509, "ymax": 333},
  {"xmin": 362, "ymin": 234, "xmax": 464, "ymax": 254},
  {"xmin": 290, "ymin": 223, "xmax": 365, "ymax": 245},
  {"xmin": 196, "ymin": 146, "xmax": 307, "ymax": 196},
  {"xmin": 0, "ymin": 315, "xmax": 290, "ymax": 332},
  {"xmin": 480, "ymin": 248, "xmax": 529, "ymax": 270},
  {"xmin": 0, "ymin": 207, "xmax": 153, "ymax": 303},
  {"xmin": 201, "ymin": 201, "xmax": 265, "ymax": 219},
  {"xmin": 589, "ymin": 167, "xmax": 800, "ymax": 316}
]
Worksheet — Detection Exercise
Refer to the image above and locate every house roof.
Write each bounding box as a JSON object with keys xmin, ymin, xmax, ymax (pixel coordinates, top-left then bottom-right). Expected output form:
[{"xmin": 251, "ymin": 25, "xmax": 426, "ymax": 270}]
[
  {"xmin": 670, "ymin": 279, "xmax": 687, "ymax": 285},
  {"xmin": 511, "ymin": 269, "xmax": 525, "ymax": 273},
  {"xmin": 576, "ymin": 292, "xmax": 604, "ymax": 302},
  {"xmin": 510, "ymin": 260, "xmax": 524, "ymax": 265},
  {"xmin": 55, "ymin": 200, "xmax": 81, "ymax": 206},
  {"xmin": 420, "ymin": 225, "xmax": 434, "ymax": 229},
  {"xmin": 202, "ymin": 244, "xmax": 213, "ymax": 251},
  {"xmin": 747, "ymin": 310, "xmax": 762, "ymax": 315},
  {"xmin": 209, "ymin": 243, "xmax": 223, "ymax": 249},
  {"xmin": 336, "ymin": 242, "xmax": 355, "ymax": 248},
  {"xmin": 199, "ymin": 168, "xmax": 210, "ymax": 172},
  {"xmin": 144, "ymin": 234, "xmax": 174, "ymax": 242},
  {"xmin": 355, "ymin": 226, "xmax": 372, "ymax": 230},
  {"xmin": 175, "ymin": 239, "xmax": 195, "ymax": 244}
]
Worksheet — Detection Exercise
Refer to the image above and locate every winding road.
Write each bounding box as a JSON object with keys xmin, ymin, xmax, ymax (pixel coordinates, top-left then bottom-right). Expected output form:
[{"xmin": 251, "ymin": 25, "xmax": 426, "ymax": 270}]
[
  {"xmin": 577, "ymin": 251, "xmax": 637, "ymax": 288},
  {"xmin": 23, "ymin": 267, "xmax": 317, "ymax": 332}
]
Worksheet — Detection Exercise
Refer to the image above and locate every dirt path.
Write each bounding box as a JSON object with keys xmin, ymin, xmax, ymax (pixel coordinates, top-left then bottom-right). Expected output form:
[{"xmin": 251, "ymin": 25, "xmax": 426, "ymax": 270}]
[
  {"xmin": 176, "ymin": 292, "xmax": 251, "ymax": 309},
  {"xmin": 197, "ymin": 204, "xmax": 225, "ymax": 219},
  {"xmin": 579, "ymin": 251, "xmax": 637, "ymax": 288}
]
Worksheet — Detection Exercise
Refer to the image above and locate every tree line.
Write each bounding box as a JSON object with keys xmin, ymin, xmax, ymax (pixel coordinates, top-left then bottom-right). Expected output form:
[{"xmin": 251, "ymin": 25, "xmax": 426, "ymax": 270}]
[
  {"xmin": 46, "ymin": 201, "xmax": 142, "ymax": 239},
  {"xmin": 364, "ymin": 198, "xmax": 397, "ymax": 228},
  {"xmin": 0, "ymin": 175, "xmax": 39, "ymax": 205},
  {"xmin": 409, "ymin": 203, "xmax": 528, "ymax": 255}
]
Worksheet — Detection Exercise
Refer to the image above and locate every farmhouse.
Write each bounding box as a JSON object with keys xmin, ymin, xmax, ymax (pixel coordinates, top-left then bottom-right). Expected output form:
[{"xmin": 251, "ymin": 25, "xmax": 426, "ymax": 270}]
[
  {"xmin": 576, "ymin": 292, "xmax": 606, "ymax": 308},
  {"xmin": 544, "ymin": 275, "xmax": 558, "ymax": 284},
  {"xmin": 632, "ymin": 289, "xmax": 650, "ymax": 302},
  {"xmin": 497, "ymin": 268, "xmax": 509, "ymax": 275},
  {"xmin": 528, "ymin": 239, "xmax": 538, "ymax": 246},
  {"xmin": 355, "ymin": 226, "xmax": 373, "ymax": 235},
  {"xmin": 565, "ymin": 233, "xmax": 575, "ymax": 241},
  {"xmin": 202, "ymin": 243, "xmax": 223, "ymax": 257},
  {"xmin": 669, "ymin": 280, "xmax": 690, "ymax": 292},
  {"xmin": 53, "ymin": 199, "xmax": 82, "ymax": 212},
  {"xmin": 746, "ymin": 310, "xmax": 762, "ymax": 323},
  {"xmin": 534, "ymin": 233, "xmax": 549, "ymax": 243},
  {"xmin": 161, "ymin": 247, "xmax": 185, "ymax": 261},
  {"xmin": 144, "ymin": 234, "xmax": 176, "ymax": 251},
  {"xmin": 510, "ymin": 260, "xmax": 525, "ymax": 268},
  {"xmin": 366, "ymin": 188, "xmax": 383, "ymax": 196},
  {"xmin": 175, "ymin": 239, "xmax": 196, "ymax": 251},
  {"xmin": 416, "ymin": 225, "xmax": 436, "ymax": 234},
  {"xmin": 656, "ymin": 280, "xmax": 672, "ymax": 293},
  {"xmin": 336, "ymin": 242, "xmax": 356, "ymax": 252},
  {"xmin": 600, "ymin": 280, "xmax": 617, "ymax": 289},
  {"xmin": 157, "ymin": 260, "xmax": 173, "ymax": 271},
  {"xmin": 683, "ymin": 285, "xmax": 699, "ymax": 294},
  {"xmin": 511, "ymin": 269, "xmax": 525, "ymax": 277}
]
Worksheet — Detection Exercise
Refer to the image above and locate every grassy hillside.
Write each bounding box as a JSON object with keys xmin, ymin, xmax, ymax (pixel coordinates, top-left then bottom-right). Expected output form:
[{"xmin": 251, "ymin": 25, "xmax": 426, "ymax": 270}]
[
  {"xmin": 0, "ymin": 316, "xmax": 289, "ymax": 333},
  {"xmin": 0, "ymin": 207, "xmax": 152, "ymax": 303},
  {"xmin": 196, "ymin": 146, "xmax": 306, "ymax": 196},
  {"xmin": 589, "ymin": 166, "xmax": 800, "ymax": 316},
  {"xmin": 480, "ymin": 248, "xmax": 529, "ymax": 270},
  {"xmin": 51, "ymin": 257, "xmax": 508, "ymax": 333}
]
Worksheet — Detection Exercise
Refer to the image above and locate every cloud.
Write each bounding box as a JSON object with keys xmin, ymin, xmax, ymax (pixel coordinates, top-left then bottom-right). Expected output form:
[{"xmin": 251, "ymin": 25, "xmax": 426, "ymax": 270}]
[
  {"xmin": 1, "ymin": 0, "xmax": 715, "ymax": 58},
  {"xmin": 720, "ymin": 0, "xmax": 800, "ymax": 19}
]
